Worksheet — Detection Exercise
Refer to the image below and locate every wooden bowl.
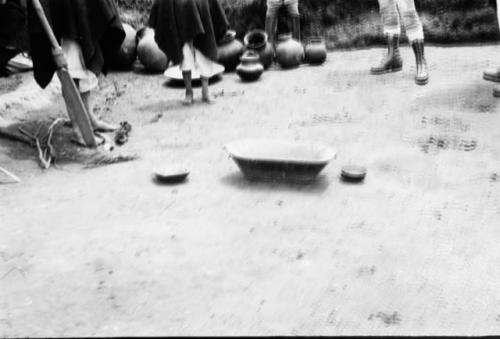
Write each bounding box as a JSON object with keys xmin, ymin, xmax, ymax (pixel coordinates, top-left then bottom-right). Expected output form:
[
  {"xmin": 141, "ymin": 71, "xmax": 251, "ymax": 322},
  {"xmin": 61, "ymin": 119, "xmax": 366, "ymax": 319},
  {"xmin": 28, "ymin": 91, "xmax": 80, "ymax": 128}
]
[{"xmin": 224, "ymin": 139, "xmax": 336, "ymax": 183}]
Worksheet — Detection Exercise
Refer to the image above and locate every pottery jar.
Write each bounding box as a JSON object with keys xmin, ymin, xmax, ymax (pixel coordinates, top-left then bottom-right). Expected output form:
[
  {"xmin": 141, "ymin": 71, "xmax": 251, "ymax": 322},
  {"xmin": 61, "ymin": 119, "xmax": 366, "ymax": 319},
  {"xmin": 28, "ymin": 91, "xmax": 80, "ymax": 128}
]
[
  {"xmin": 305, "ymin": 37, "xmax": 327, "ymax": 65},
  {"xmin": 236, "ymin": 51, "xmax": 264, "ymax": 81},
  {"xmin": 217, "ymin": 30, "xmax": 244, "ymax": 72},
  {"xmin": 137, "ymin": 27, "xmax": 169, "ymax": 73},
  {"xmin": 110, "ymin": 23, "xmax": 137, "ymax": 70},
  {"xmin": 275, "ymin": 33, "xmax": 304, "ymax": 69},
  {"xmin": 244, "ymin": 29, "xmax": 274, "ymax": 69}
]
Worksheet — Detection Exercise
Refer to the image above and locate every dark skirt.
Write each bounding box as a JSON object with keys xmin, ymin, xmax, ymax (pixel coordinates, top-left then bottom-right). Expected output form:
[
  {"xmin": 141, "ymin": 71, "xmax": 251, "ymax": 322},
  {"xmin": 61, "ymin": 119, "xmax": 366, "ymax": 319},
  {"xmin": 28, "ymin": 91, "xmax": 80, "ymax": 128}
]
[
  {"xmin": 27, "ymin": 0, "xmax": 125, "ymax": 88},
  {"xmin": 149, "ymin": 0, "xmax": 229, "ymax": 65}
]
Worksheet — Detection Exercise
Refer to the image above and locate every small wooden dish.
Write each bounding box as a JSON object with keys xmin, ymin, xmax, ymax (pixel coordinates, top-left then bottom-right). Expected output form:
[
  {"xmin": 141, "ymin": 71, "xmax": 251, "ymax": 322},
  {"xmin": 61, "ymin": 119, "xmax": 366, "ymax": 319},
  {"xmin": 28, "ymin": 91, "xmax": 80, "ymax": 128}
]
[
  {"xmin": 340, "ymin": 165, "xmax": 367, "ymax": 182},
  {"xmin": 153, "ymin": 167, "xmax": 190, "ymax": 184}
]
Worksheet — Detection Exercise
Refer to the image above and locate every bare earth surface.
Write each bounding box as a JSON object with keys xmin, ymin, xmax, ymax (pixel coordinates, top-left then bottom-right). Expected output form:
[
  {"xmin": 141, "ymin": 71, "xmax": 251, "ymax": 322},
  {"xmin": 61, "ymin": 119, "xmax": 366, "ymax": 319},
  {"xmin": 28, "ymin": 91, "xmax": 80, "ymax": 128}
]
[{"xmin": 1, "ymin": 46, "xmax": 500, "ymax": 336}]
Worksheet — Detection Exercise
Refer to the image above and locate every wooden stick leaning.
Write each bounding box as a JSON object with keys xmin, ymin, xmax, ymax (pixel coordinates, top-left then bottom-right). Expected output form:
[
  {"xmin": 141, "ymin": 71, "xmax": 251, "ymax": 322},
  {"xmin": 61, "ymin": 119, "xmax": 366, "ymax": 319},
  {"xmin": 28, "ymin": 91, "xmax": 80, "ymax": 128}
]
[
  {"xmin": 30, "ymin": 0, "xmax": 97, "ymax": 148},
  {"xmin": 0, "ymin": 166, "xmax": 21, "ymax": 183}
]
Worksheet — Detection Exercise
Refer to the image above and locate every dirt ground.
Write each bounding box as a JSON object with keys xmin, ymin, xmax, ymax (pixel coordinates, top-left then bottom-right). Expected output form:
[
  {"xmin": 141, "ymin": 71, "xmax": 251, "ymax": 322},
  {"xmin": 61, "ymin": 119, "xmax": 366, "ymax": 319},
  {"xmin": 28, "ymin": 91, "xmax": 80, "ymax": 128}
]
[{"xmin": 2, "ymin": 45, "xmax": 500, "ymax": 336}]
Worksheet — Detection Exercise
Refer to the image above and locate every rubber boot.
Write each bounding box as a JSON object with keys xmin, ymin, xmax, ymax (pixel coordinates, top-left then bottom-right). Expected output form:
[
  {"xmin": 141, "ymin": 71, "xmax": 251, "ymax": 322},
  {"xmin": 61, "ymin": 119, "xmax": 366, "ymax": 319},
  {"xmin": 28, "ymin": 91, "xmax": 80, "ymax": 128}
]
[
  {"xmin": 182, "ymin": 70, "xmax": 194, "ymax": 105},
  {"xmin": 370, "ymin": 35, "xmax": 403, "ymax": 74},
  {"xmin": 291, "ymin": 15, "xmax": 301, "ymax": 42},
  {"xmin": 411, "ymin": 39, "xmax": 429, "ymax": 85},
  {"xmin": 265, "ymin": 14, "xmax": 278, "ymax": 46}
]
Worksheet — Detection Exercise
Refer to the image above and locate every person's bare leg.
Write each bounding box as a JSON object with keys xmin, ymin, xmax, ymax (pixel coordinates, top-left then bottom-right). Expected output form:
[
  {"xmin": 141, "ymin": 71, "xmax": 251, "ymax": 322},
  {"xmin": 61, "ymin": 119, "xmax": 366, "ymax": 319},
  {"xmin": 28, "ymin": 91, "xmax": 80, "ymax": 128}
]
[
  {"xmin": 81, "ymin": 91, "xmax": 117, "ymax": 132},
  {"xmin": 201, "ymin": 76, "xmax": 213, "ymax": 103},
  {"xmin": 291, "ymin": 14, "xmax": 301, "ymax": 42},
  {"xmin": 182, "ymin": 70, "xmax": 194, "ymax": 105}
]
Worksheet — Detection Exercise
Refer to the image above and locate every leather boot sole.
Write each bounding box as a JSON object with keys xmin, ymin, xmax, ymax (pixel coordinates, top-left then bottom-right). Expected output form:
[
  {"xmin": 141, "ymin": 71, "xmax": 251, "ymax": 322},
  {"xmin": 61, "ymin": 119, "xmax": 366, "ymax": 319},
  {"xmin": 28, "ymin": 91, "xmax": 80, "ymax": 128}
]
[
  {"xmin": 415, "ymin": 77, "xmax": 429, "ymax": 86},
  {"xmin": 483, "ymin": 73, "xmax": 500, "ymax": 83},
  {"xmin": 370, "ymin": 66, "xmax": 403, "ymax": 75}
]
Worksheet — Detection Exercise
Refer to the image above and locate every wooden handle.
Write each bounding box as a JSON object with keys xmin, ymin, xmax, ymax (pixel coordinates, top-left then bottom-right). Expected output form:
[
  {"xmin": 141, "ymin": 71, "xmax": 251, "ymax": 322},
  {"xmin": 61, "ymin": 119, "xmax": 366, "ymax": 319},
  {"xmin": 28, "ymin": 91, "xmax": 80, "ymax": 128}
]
[
  {"xmin": 31, "ymin": 0, "xmax": 60, "ymax": 50},
  {"xmin": 31, "ymin": 0, "xmax": 67, "ymax": 68}
]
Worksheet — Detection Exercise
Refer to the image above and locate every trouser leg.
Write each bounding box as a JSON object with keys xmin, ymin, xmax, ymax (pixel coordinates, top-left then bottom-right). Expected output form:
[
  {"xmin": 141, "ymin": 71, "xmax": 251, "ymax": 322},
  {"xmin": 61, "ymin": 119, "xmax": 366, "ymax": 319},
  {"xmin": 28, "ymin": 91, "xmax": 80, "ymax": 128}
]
[
  {"xmin": 379, "ymin": 0, "xmax": 401, "ymax": 37},
  {"xmin": 285, "ymin": 0, "xmax": 300, "ymax": 41},
  {"xmin": 265, "ymin": 0, "xmax": 280, "ymax": 44},
  {"xmin": 397, "ymin": 0, "xmax": 424, "ymax": 43}
]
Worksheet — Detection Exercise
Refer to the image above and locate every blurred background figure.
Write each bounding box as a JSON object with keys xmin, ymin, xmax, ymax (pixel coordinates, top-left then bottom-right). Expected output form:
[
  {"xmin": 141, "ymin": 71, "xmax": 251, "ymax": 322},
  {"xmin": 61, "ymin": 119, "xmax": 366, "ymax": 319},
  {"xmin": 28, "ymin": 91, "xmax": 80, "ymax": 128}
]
[
  {"xmin": 0, "ymin": 0, "xmax": 27, "ymax": 77},
  {"xmin": 371, "ymin": 0, "xmax": 429, "ymax": 85},
  {"xmin": 265, "ymin": 0, "xmax": 300, "ymax": 44}
]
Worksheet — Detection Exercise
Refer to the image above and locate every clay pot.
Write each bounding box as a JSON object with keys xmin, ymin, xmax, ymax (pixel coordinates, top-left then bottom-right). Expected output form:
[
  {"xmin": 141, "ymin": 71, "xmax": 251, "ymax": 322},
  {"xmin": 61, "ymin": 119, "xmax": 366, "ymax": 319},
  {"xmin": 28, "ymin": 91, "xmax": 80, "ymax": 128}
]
[
  {"xmin": 217, "ymin": 30, "xmax": 244, "ymax": 72},
  {"xmin": 137, "ymin": 27, "xmax": 169, "ymax": 73},
  {"xmin": 110, "ymin": 23, "xmax": 137, "ymax": 70},
  {"xmin": 244, "ymin": 29, "xmax": 274, "ymax": 69},
  {"xmin": 305, "ymin": 37, "xmax": 327, "ymax": 65},
  {"xmin": 275, "ymin": 33, "xmax": 304, "ymax": 69},
  {"xmin": 236, "ymin": 51, "xmax": 264, "ymax": 82}
]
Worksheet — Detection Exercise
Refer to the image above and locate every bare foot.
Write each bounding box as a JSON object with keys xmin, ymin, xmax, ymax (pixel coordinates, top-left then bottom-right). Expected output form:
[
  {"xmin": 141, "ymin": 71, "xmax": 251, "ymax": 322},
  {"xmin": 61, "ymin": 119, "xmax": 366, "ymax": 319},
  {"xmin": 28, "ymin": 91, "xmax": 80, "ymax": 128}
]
[
  {"xmin": 202, "ymin": 95, "xmax": 214, "ymax": 104},
  {"xmin": 71, "ymin": 130, "xmax": 104, "ymax": 147},
  {"xmin": 182, "ymin": 91, "xmax": 194, "ymax": 106},
  {"xmin": 92, "ymin": 120, "xmax": 118, "ymax": 132}
]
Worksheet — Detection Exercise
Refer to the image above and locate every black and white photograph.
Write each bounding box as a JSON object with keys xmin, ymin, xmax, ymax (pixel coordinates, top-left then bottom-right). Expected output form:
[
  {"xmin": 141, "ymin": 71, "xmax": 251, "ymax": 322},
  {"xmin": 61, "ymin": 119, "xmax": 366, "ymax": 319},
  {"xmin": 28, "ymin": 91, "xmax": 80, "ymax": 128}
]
[{"xmin": 1, "ymin": 0, "xmax": 500, "ymax": 336}]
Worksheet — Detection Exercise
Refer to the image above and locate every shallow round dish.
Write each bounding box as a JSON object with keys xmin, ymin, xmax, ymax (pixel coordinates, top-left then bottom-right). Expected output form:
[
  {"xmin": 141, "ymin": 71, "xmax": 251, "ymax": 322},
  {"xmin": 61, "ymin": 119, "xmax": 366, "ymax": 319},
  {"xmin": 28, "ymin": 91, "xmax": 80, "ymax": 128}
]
[
  {"xmin": 153, "ymin": 167, "xmax": 190, "ymax": 184},
  {"xmin": 164, "ymin": 64, "xmax": 225, "ymax": 81},
  {"xmin": 341, "ymin": 165, "xmax": 367, "ymax": 182}
]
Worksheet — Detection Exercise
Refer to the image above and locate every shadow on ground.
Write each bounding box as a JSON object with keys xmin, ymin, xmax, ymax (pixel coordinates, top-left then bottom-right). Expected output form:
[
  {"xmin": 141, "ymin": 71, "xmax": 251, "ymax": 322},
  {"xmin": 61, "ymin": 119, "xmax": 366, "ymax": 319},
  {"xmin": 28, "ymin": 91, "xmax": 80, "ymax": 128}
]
[{"xmin": 220, "ymin": 171, "xmax": 330, "ymax": 194}]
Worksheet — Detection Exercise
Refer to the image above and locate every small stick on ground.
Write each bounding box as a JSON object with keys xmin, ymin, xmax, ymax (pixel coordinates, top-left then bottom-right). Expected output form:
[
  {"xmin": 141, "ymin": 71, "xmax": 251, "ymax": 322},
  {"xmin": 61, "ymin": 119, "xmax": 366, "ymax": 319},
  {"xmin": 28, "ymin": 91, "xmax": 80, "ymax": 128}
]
[
  {"xmin": 0, "ymin": 166, "xmax": 21, "ymax": 183},
  {"xmin": 18, "ymin": 118, "xmax": 63, "ymax": 169},
  {"xmin": 84, "ymin": 154, "xmax": 139, "ymax": 169}
]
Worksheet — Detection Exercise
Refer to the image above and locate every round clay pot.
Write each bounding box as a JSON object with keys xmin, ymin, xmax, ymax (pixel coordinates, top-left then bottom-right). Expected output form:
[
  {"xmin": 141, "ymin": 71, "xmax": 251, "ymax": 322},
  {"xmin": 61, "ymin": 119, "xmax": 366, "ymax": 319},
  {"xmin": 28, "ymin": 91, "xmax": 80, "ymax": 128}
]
[
  {"xmin": 217, "ymin": 30, "xmax": 244, "ymax": 72},
  {"xmin": 305, "ymin": 37, "xmax": 327, "ymax": 65},
  {"xmin": 110, "ymin": 23, "xmax": 137, "ymax": 70},
  {"xmin": 137, "ymin": 27, "xmax": 169, "ymax": 73},
  {"xmin": 236, "ymin": 51, "xmax": 264, "ymax": 82},
  {"xmin": 275, "ymin": 33, "xmax": 304, "ymax": 69},
  {"xmin": 244, "ymin": 29, "xmax": 274, "ymax": 69}
]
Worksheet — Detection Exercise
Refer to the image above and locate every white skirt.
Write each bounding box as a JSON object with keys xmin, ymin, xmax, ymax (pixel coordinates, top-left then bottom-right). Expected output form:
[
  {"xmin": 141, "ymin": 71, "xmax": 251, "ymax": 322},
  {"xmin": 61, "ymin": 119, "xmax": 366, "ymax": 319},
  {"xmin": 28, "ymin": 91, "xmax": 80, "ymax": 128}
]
[
  {"xmin": 61, "ymin": 38, "xmax": 98, "ymax": 93},
  {"xmin": 180, "ymin": 42, "xmax": 217, "ymax": 78}
]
